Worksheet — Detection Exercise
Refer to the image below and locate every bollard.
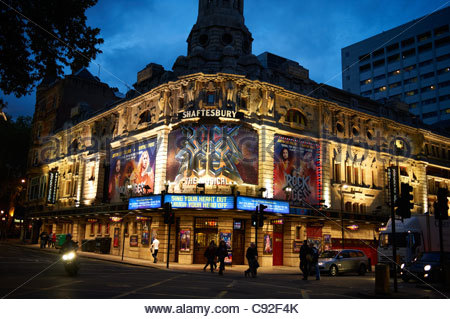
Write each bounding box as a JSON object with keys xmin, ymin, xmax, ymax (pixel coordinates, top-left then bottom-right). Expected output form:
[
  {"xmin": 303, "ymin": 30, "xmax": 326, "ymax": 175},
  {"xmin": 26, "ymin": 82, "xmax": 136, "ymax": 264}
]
[{"xmin": 375, "ymin": 264, "xmax": 390, "ymax": 295}]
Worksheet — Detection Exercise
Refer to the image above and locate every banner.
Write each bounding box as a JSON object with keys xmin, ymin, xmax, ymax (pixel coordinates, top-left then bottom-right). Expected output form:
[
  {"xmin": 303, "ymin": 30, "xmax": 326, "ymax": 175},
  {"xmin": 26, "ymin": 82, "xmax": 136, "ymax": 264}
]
[
  {"xmin": 166, "ymin": 125, "xmax": 258, "ymax": 187},
  {"xmin": 273, "ymin": 135, "xmax": 321, "ymax": 206},
  {"xmin": 109, "ymin": 138, "xmax": 157, "ymax": 202}
]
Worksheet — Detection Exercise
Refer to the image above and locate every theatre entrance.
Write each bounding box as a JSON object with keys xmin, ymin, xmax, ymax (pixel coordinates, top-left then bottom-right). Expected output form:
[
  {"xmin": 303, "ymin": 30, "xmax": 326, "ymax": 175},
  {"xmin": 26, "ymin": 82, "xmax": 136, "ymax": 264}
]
[
  {"xmin": 193, "ymin": 217, "xmax": 218, "ymax": 264},
  {"xmin": 232, "ymin": 219, "xmax": 245, "ymax": 265}
]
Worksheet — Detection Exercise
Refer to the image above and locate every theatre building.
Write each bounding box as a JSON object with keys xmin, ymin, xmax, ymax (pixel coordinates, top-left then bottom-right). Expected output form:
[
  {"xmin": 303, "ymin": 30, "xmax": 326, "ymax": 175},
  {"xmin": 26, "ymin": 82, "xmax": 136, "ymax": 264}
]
[{"xmin": 25, "ymin": 0, "xmax": 450, "ymax": 267}]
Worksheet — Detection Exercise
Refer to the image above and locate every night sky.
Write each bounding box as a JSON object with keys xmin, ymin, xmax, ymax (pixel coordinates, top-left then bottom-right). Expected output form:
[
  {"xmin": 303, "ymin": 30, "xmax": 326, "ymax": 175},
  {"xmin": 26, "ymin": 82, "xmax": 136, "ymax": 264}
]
[{"xmin": 1, "ymin": 0, "xmax": 449, "ymax": 119}]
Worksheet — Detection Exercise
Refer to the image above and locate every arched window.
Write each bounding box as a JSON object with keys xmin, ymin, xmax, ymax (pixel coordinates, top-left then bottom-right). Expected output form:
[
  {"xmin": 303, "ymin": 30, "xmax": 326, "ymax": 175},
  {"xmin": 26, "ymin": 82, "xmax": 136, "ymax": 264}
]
[
  {"xmin": 285, "ymin": 109, "xmax": 307, "ymax": 126},
  {"xmin": 139, "ymin": 110, "xmax": 152, "ymax": 125}
]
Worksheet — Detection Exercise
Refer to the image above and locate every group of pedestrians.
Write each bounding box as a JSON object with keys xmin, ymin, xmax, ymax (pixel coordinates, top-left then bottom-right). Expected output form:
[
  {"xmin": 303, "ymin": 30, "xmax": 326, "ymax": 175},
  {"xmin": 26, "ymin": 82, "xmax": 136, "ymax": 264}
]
[
  {"xmin": 203, "ymin": 240, "xmax": 228, "ymax": 275},
  {"xmin": 299, "ymin": 240, "xmax": 320, "ymax": 280},
  {"xmin": 39, "ymin": 231, "xmax": 56, "ymax": 248}
]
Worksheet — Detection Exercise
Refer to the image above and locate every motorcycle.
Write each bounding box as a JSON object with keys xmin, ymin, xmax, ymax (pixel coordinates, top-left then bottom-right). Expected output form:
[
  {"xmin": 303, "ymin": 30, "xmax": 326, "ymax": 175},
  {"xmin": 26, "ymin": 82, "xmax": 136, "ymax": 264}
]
[{"xmin": 61, "ymin": 249, "xmax": 79, "ymax": 276}]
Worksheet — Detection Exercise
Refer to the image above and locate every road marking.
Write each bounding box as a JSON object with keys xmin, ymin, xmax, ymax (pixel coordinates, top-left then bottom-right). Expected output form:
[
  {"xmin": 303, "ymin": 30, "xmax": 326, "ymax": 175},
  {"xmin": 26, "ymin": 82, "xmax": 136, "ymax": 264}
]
[
  {"xmin": 112, "ymin": 274, "xmax": 185, "ymax": 298},
  {"xmin": 216, "ymin": 290, "xmax": 228, "ymax": 298},
  {"xmin": 227, "ymin": 280, "xmax": 237, "ymax": 288},
  {"xmin": 40, "ymin": 281, "xmax": 83, "ymax": 291},
  {"xmin": 301, "ymin": 289, "xmax": 310, "ymax": 299}
]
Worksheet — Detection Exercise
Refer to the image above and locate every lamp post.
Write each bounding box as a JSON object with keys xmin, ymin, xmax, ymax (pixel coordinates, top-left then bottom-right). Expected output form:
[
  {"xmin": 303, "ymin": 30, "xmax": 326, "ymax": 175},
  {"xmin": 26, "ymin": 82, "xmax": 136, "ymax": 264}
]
[
  {"xmin": 340, "ymin": 184, "xmax": 348, "ymax": 249},
  {"xmin": 284, "ymin": 187, "xmax": 292, "ymax": 201}
]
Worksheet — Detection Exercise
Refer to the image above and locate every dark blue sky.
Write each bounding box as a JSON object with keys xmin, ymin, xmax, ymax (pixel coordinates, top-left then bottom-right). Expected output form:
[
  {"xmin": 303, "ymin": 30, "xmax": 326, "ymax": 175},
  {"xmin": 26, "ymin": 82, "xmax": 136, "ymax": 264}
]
[{"xmin": 2, "ymin": 0, "xmax": 449, "ymax": 119}]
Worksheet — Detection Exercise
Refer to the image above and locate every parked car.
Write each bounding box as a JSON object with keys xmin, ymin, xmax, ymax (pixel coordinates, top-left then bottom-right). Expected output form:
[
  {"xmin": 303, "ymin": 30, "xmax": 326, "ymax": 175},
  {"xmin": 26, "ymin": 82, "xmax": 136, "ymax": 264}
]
[
  {"xmin": 400, "ymin": 251, "xmax": 450, "ymax": 283},
  {"xmin": 318, "ymin": 249, "xmax": 369, "ymax": 276}
]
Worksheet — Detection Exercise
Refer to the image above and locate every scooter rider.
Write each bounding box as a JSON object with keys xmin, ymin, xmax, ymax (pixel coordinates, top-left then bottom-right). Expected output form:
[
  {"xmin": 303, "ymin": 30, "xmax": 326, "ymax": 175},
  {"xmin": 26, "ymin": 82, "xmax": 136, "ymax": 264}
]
[{"xmin": 60, "ymin": 234, "xmax": 78, "ymax": 253}]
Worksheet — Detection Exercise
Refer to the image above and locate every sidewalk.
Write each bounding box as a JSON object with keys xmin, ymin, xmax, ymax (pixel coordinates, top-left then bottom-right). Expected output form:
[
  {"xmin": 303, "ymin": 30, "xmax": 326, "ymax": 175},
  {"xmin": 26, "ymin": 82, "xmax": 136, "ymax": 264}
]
[{"xmin": 5, "ymin": 239, "xmax": 300, "ymax": 276}]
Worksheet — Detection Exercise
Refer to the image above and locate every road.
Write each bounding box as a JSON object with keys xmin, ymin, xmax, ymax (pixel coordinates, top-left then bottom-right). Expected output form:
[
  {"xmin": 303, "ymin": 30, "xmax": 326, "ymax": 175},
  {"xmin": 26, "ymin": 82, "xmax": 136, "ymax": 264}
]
[{"xmin": 0, "ymin": 243, "xmax": 446, "ymax": 299}]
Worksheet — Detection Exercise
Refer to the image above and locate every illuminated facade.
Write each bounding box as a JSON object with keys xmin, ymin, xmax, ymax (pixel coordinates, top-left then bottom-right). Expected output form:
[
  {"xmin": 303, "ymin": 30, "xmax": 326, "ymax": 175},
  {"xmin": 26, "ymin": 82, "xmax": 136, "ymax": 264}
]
[{"xmin": 25, "ymin": 0, "xmax": 450, "ymax": 267}]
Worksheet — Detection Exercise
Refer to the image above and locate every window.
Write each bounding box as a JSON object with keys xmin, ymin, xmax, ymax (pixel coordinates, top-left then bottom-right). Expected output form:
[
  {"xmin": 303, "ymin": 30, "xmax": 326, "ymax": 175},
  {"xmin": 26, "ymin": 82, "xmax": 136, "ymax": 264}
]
[
  {"xmin": 378, "ymin": 86, "xmax": 387, "ymax": 92},
  {"xmin": 285, "ymin": 109, "xmax": 307, "ymax": 126},
  {"xmin": 401, "ymin": 37, "xmax": 415, "ymax": 48},
  {"xmin": 419, "ymin": 59, "xmax": 433, "ymax": 67},
  {"xmin": 28, "ymin": 177, "xmax": 40, "ymax": 201},
  {"xmin": 295, "ymin": 226, "xmax": 302, "ymax": 240},
  {"xmin": 420, "ymin": 72, "xmax": 434, "ymax": 80},
  {"xmin": 418, "ymin": 42, "xmax": 432, "ymax": 53},
  {"xmin": 404, "ymin": 65, "xmax": 416, "ymax": 72},
  {"xmin": 373, "ymin": 48, "xmax": 384, "ymax": 57},
  {"xmin": 373, "ymin": 74, "xmax": 386, "ymax": 81},
  {"xmin": 438, "ymin": 67, "xmax": 450, "ymax": 75},
  {"xmin": 404, "ymin": 77, "xmax": 418, "ymax": 84},
  {"xmin": 421, "ymin": 85, "xmax": 436, "ymax": 93},
  {"xmin": 402, "ymin": 48, "xmax": 415, "ymax": 59},
  {"xmin": 387, "ymin": 53, "xmax": 400, "ymax": 63},
  {"xmin": 439, "ymin": 80, "xmax": 450, "ymax": 89},
  {"xmin": 345, "ymin": 202, "xmax": 352, "ymax": 212},
  {"xmin": 360, "ymin": 78, "xmax": 372, "ymax": 85},
  {"xmin": 422, "ymin": 98, "xmax": 437, "ymax": 105},
  {"xmin": 359, "ymin": 63, "xmax": 370, "ymax": 72},
  {"xmin": 387, "ymin": 43, "xmax": 399, "ymax": 52},
  {"xmin": 423, "ymin": 111, "xmax": 437, "ymax": 119},
  {"xmin": 206, "ymin": 93, "xmax": 215, "ymax": 105},
  {"xmin": 353, "ymin": 203, "xmax": 359, "ymax": 213},
  {"xmin": 437, "ymin": 53, "xmax": 450, "ymax": 62},
  {"xmin": 389, "ymin": 82, "xmax": 401, "ymax": 89},
  {"xmin": 354, "ymin": 167, "xmax": 360, "ymax": 185},
  {"xmin": 434, "ymin": 25, "xmax": 449, "ymax": 36},
  {"xmin": 346, "ymin": 166, "xmax": 352, "ymax": 184},
  {"xmin": 361, "ymin": 168, "xmax": 366, "ymax": 185},
  {"xmin": 406, "ymin": 90, "xmax": 417, "ymax": 96},
  {"xmin": 65, "ymin": 181, "xmax": 72, "ymax": 196},
  {"xmin": 400, "ymin": 167, "xmax": 408, "ymax": 176},
  {"xmin": 372, "ymin": 170, "xmax": 377, "ymax": 187},
  {"xmin": 373, "ymin": 59, "xmax": 384, "ymax": 68},
  {"xmin": 440, "ymin": 94, "xmax": 450, "ymax": 102},
  {"xmin": 334, "ymin": 163, "xmax": 341, "ymax": 182},
  {"xmin": 138, "ymin": 111, "xmax": 152, "ymax": 124},
  {"xmin": 359, "ymin": 54, "xmax": 370, "ymax": 62},
  {"xmin": 435, "ymin": 36, "xmax": 450, "ymax": 48},
  {"xmin": 409, "ymin": 103, "xmax": 418, "ymax": 109},
  {"xmin": 361, "ymin": 90, "xmax": 372, "ymax": 97},
  {"xmin": 390, "ymin": 70, "xmax": 401, "ymax": 77},
  {"xmin": 39, "ymin": 176, "xmax": 47, "ymax": 199},
  {"xmin": 417, "ymin": 31, "xmax": 431, "ymax": 42}
]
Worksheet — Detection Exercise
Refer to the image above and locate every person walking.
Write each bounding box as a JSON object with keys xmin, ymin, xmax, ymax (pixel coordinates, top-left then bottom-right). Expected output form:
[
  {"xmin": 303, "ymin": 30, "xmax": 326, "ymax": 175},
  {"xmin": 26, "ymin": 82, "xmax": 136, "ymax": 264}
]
[
  {"xmin": 51, "ymin": 232, "xmax": 56, "ymax": 248},
  {"xmin": 48, "ymin": 232, "xmax": 53, "ymax": 248},
  {"xmin": 151, "ymin": 236, "xmax": 160, "ymax": 263},
  {"xmin": 203, "ymin": 240, "xmax": 217, "ymax": 272},
  {"xmin": 309, "ymin": 243, "xmax": 320, "ymax": 280},
  {"xmin": 244, "ymin": 242, "xmax": 258, "ymax": 278},
  {"xmin": 216, "ymin": 240, "xmax": 228, "ymax": 276},
  {"xmin": 39, "ymin": 231, "xmax": 48, "ymax": 248},
  {"xmin": 299, "ymin": 240, "xmax": 311, "ymax": 280}
]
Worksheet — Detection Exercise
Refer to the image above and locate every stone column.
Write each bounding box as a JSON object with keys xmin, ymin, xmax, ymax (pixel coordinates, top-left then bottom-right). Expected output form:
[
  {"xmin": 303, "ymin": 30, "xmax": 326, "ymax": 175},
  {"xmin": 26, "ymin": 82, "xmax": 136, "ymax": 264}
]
[
  {"xmin": 258, "ymin": 125, "xmax": 276, "ymax": 198},
  {"xmin": 154, "ymin": 128, "xmax": 170, "ymax": 195},
  {"xmin": 415, "ymin": 162, "xmax": 428, "ymax": 213}
]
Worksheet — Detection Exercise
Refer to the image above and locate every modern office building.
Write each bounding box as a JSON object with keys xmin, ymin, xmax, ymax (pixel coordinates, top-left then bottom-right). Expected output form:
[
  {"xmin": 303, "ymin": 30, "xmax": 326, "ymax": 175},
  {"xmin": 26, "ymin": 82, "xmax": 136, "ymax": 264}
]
[
  {"xmin": 342, "ymin": 6, "xmax": 450, "ymax": 125},
  {"xmin": 21, "ymin": 0, "xmax": 450, "ymax": 267}
]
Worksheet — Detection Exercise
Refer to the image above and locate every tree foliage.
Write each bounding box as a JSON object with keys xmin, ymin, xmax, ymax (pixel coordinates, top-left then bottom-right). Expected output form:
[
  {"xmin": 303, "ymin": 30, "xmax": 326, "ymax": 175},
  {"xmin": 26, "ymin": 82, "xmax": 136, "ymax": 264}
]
[{"xmin": 0, "ymin": 0, "xmax": 103, "ymax": 100}]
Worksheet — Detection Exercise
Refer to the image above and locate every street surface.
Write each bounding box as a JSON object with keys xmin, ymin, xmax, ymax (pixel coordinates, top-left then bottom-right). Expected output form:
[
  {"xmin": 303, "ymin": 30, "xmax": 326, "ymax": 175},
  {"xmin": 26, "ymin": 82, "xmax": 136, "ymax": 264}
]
[{"xmin": 0, "ymin": 243, "xmax": 447, "ymax": 299}]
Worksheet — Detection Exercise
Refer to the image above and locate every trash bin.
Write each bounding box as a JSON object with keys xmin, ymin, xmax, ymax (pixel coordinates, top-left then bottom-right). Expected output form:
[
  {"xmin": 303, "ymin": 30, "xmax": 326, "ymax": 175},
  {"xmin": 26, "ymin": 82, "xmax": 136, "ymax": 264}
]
[
  {"xmin": 81, "ymin": 239, "xmax": 89, "ymax": 252},
  {"xmin": 375, "ymin": 264, "xmax": 390, "ymax": 295},
  {"xmin": 55, "ymin": 234, "xmax": 66, "ymax": 249},
  {"xmin": 95, "ymin": 237, "xmax": 102, "ymax": 253},
  {"xmin": 100, "ymin": 237, "xmax": 112, "ymax": 254}
]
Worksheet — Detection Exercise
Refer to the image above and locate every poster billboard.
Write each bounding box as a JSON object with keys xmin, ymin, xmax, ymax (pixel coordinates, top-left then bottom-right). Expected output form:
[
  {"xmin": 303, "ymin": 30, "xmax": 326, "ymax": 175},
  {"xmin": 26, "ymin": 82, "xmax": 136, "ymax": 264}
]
[
  {"xmin": 166, "ymin": 125, "xmax": 258, "ymax": 187},
  {"xmin": 273, "ymin": 135, "xmax": 321, "ymax": 206},
  {"xmin": 109, "ymin": 138, "xmax": 157, "ymax": 202}
]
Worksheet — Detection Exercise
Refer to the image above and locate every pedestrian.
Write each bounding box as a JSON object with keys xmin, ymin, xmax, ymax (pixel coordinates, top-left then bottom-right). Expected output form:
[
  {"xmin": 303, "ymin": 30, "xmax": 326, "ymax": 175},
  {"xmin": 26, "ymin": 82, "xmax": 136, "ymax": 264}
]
[
  {"xmin": 244, "ymin": 242, "xmax": 258, "ymax": 278},
  {"xmin": 216, "ymin": 240, "xmax": 228, "ymax": 276},
  {"xmin": 52, "ymin": 232, "xmax": 56, "ymax": 248},
  {"xmin": 48, "ymin": 232, "xmax": 53, "ymax": 248},
  {"xmin": 299, "ymin": 240, "xmax": 311, "ymax": 280},
  {"xmin": 309, "ymin": 243, "xmax": 320, "ymax": 280},
  {"xmin": 39, "ymin": 231, "xmax": 48, "ymax": 248},
  {"xmin": 203, "ymin": 240, "xmax": 217, "ymax": 272},
  {"xmin": 151, "ymin": 236, "xmax": 160, "ymax": 263}
]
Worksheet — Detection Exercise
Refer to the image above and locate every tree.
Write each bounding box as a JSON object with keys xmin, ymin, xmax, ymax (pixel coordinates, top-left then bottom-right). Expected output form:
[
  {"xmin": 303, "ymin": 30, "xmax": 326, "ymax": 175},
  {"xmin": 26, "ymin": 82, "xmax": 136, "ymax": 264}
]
[{"xmin": 0, "ymin": 0, "xmax": 103, "ymax": 107}]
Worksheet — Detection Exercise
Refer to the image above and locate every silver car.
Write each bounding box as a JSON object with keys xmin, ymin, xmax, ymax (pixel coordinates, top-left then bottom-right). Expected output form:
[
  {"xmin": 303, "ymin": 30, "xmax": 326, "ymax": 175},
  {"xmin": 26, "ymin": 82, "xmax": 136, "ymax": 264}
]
[{"xmin": 318, "ymin": 249, "xmax": 369, "ymax": 276}]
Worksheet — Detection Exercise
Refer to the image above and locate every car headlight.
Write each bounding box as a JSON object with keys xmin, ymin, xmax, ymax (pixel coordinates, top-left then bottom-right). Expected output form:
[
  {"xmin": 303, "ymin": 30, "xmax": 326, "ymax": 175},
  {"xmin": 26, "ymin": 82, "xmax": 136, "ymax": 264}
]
[
  {"xmin": 424, "ymin": 265, "xmax": 431, "ymax": 272},
  {"xmin": 400, "ymin": 263, "xmax": 405, "ymax": 269},
  {"xmin": 318, "ymin": 262, "xmax": 323, "ymax": 266},
  {"xmin": 62, "ymin": 252, "xmax": 75, "ymax": 261}
]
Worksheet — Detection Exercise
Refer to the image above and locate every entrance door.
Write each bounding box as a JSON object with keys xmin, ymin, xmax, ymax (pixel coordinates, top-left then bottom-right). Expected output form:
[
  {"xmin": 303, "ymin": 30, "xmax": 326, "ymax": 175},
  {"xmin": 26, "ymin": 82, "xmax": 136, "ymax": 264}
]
[
  {"xmin": 194, "ymin": 230, "xmax": 217, "ymax": 264},
  {"xmin": 232, "ymin": 230, "xmax": 245, "ymax": 265},
  {"xmin": 273, "ymin": 231, "xmax": 283, "ymax": 266}
]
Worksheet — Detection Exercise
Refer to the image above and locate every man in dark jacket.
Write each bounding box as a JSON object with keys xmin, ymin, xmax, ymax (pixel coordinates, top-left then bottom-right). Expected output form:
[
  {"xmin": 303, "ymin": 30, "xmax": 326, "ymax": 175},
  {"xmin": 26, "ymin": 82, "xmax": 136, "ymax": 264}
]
[
  {"xmin": 310, "ymin": 243, "xmax": 320, "ymax": 280},
  {"xmin": 203, "ymin": 240, "xmax": 217, "ymax": 272},
  {"xmin": 244, "ymin": 242, "xmax": 258, "ymax": 278},
  {"xmin": 216, "ymin": 240, "xmax": 228, "ymax": 275},
  {"xmin": 39, "ymin": 231, "xmax": 48, "ymax": 248},
  {"xmin": 299, "ymin": 240, "xmax": 311, "ymax": 280}
]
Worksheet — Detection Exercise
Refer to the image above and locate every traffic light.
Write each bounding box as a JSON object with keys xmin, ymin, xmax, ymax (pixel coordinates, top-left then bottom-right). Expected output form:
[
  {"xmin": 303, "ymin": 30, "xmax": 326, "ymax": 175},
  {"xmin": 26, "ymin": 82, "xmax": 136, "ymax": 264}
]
[
  {"xmin": 163, "ymin": 202, "xmax": 174, "ymax": 224},
  {"xmin": 251, "ymin": 212, "xmax": 258, "ymax": 227},
  {"xmin": 395, "ymin": 183, "xmax": 413, "ymax": 219},
  {"xmin": 435, "ymin": 188, "xmax": 449, "ymax": 220},
  {"xmin": 258, "ymin": 204, "xmax": 267, "ymax": 227}
]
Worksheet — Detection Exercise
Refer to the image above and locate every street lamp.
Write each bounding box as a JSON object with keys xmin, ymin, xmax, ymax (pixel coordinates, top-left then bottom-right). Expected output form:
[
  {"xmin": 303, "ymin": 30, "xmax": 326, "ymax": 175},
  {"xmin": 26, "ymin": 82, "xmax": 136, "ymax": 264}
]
[
  {"xmin": 284, "ymin": 186, "xmax": 292, "ymax": 201},
  {"xmin": 340, "ymin": 184, "xmax": 348, "ymax": 249}
]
